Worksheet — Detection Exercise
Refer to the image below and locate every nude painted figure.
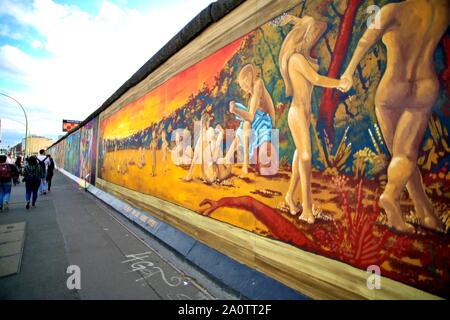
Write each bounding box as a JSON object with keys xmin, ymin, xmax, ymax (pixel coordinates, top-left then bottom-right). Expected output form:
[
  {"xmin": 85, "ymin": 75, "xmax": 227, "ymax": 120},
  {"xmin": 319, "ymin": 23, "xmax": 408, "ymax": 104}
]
[
  {"xmin": 279, "ymin": 14, "xmax": 348, "ymax": 223},
  {"xmin": 340, "ymin": 0, "xmax": 448, "ymax": 232},
  {"xmin": 161, "ymin": 130, "xmax": 169, "ymax": 174},
  {"xmin": 149, "ymin": 132, "xmax": 157, "ymax": 177},
  {"xmin": 229, "ymin": 64, "xmax": 276, "ymax": 176},
  {"xmin": 184, "ymin": 114, "xmax": 236, "ymax": 184}
]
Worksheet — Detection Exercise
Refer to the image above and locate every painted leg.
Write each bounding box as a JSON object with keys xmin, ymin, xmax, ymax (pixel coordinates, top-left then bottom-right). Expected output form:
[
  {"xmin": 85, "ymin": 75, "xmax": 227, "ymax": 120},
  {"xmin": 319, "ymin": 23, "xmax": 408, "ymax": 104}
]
[
  {"xmin": 379, "ymin": 157, "xmax": 416, "ymax": 232},
  {"xmin": 184, "ymin": 136, "xmax": 202, "ymax": 181},
  {"xmin": 285, "ymin": 150, "xmax": 302, "ymax": 215},
  {"xmin": 380, "ymin": 109, "xmax": 431, "ymax": 233},
  {"xmin": 224, "ymin": 137, "xmax": 238, "ymax": 165},
  {"xmin": 407, "ymin": 166, "xmax": 444, "ymax": 231},
  {"xmin": 242, "ymin": 121, "xmax": 251, "ymax": 176},
  {"xmin": 288, "ymin": 107, "xmax": 314, "ymax": 223}
]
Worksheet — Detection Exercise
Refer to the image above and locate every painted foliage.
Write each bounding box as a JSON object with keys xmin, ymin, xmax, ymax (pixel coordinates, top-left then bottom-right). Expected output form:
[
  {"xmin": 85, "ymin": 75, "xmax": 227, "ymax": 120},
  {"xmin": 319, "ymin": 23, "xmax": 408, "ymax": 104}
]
[
  {"xmin": 93, "ymin": 0, "xmax": 449, "ymax": 296},
  {"xmin": 51, "ymin": 139, "xmax": 65, "ymax": 169},
  {"xmin": 80, "ymin": 117, "xmax": 98, "ymax": 184}
]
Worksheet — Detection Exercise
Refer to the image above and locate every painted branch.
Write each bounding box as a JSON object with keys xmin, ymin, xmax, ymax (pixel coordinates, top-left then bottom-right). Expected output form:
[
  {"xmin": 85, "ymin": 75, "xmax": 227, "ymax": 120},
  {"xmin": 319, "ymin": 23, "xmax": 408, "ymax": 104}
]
[
  {"xmin": 199, "ymin": 196, "xmax": 318, "ymax": 250},
  {"xmin": 318, "ymin": 0, "xmax": 363, "ymax": 139}
]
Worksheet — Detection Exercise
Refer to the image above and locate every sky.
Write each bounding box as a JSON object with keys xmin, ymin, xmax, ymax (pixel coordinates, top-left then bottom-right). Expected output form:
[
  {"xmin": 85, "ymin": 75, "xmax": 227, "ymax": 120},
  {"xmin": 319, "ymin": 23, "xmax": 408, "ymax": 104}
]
[
  {"xmin": 0, "ymin": 0, "xmax": 213, "ymax": 148},
  {"xmin": 101, "ymin": 36, "xmax": 244, "ymax": 139}
]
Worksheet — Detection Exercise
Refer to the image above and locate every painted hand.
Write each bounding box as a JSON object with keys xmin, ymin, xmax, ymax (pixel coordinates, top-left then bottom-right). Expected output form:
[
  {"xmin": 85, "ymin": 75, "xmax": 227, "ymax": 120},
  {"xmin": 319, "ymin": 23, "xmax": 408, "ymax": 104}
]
[
  {"xmin": 337, "ymin": 75, "xmax": 352, "ymax": 92},
  {"xmin": 278, "ymin": 14, "xmax": 300, "ymax": 26},
  {"xmin": 199, "ymin": 199, "xmax": 219, "ymax": 216},
  {"xmin": 215, "ymin": 124, "xmax": 224, "ymax": 134}
]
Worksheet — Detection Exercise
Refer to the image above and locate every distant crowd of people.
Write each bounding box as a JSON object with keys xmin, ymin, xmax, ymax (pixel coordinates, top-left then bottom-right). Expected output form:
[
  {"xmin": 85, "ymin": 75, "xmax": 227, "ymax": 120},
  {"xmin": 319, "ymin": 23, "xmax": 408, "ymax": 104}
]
[{"xmin": 0, "ymin": 149, "xmax": 55, "ymax": 211}]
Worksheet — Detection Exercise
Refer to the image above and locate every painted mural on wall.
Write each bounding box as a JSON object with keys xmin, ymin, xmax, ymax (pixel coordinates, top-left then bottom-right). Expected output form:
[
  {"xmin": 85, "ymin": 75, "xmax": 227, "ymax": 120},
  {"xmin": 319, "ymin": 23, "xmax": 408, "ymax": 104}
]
[
  {"xmin": 51, "ymin": 139, "xmax": 65, "ymax": 169},
  {"xmin": 93, "ymin": 0, "xmax": 450, "ymax": 297},
  {"xmin": 64, "ymin": 130, "xmax": 81, "ymax": 177},
  {"xmin": 49, "ymin": 118, "xmax": 98, "ymax": 184},
  {"xmin": 80, "ymin": 118, "xmax": 98, "ymax": 184}
]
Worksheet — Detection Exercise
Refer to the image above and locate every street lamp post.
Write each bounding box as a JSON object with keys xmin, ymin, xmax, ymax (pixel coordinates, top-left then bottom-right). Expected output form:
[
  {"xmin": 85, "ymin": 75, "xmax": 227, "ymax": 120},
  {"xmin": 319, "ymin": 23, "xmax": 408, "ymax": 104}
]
[{"xmin": 0, "ymin": 92, "xmax": 28, "ymax": 157}]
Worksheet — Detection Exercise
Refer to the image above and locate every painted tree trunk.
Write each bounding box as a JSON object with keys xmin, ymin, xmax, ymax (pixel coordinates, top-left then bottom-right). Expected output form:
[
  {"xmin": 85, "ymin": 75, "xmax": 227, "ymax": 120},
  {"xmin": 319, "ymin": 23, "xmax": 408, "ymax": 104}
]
[
  {"xmin": 199, "ymin": 196, "xmax": 318, "ymax": 250},
  {"xmin": 318, "ymin": 0, "xmax": 363, "ymax": 140}
]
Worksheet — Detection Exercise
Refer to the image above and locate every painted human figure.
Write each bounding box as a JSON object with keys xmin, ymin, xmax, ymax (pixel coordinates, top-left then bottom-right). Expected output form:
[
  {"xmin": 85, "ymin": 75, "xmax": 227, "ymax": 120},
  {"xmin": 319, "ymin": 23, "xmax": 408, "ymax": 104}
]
[
  {"xmin": 137, "ymin": 146, "xmax": 146, "ymax": 168},
  {"xmin": 279, "ymin": 14, "xmax": 348, "ymax": 223},
  {"xmin": 111, "ymin": 142, "xmax": 118, "ymax": 171},
  {"xmin": 184, "ymin": 114, "xmax": 235, "ymax": 184},
  {"xmin": 161, "ymin": 130, "xmax": 169, "ymax": 174},
  {"xmin": 229, "ymin": 64, "xmax": 276, "ymax": 176},
  {"xmin": 149, "ymin": 132, "xmax": 157, "ymax": 176},
  {"xmin": 129, "ymin": 149, "xmax": 136, "ymax": 166},
  {"xmin": 184, "ymin": 113, "xmax": 218, "ymax": 183},
  {"xmin": 340, "ymin": 0, "xmax": 447, "ymax": 232},
  {"xmin": 172, "ymin": 128, "xmax": 193, "ymax": 166}
]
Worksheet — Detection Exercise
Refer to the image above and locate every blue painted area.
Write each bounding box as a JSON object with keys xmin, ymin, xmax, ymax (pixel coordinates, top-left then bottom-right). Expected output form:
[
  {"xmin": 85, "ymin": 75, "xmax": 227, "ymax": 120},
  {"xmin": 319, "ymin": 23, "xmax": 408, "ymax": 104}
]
[
  {"xmin": 186, "ymin": 241, "xmax": 257, "ymax": 296},
  {"xmin": 186, "ymin": 241, "xmax": 309, "ymax": 300},
  {"xmin": 153, "ymin": 223, "xmax": 196, "ymax": 257},
  {"xmin": 242, "ymin": 270, "xmax": 309, "ymax": 300}
]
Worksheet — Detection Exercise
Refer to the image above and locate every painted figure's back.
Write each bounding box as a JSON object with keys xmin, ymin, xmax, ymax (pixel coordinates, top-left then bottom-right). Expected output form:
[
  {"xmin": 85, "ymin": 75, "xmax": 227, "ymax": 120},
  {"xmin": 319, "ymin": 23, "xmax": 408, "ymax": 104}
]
[{"xmin": 382, "ymin": 0, "xmax": 448, "ymax": 82}]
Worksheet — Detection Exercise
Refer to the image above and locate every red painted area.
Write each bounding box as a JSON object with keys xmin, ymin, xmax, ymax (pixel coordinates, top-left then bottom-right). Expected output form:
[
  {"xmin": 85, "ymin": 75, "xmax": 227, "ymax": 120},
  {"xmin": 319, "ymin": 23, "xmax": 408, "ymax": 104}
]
[
  {"xmin": 318, "ymin": 0, "xmax": 363, "ymax": 139},
  {"xmin": 199, "ymin": 177, "xmax": 450, "ymax": 297}
]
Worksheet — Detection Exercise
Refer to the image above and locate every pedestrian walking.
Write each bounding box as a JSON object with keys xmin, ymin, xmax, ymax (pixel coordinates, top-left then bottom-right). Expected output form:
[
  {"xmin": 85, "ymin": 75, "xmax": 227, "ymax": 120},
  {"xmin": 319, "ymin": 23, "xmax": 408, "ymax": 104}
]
[
  {"xmin": 0, "ymin": 154, "xmax": 19, "ymax": 211},
  {"xmin": 46, "ymin": 154, "xmax": 55, "ymax": 192},
  {"xmin": 22, "ymin": 156, "xmax": 44, "ymax": 209},
  {"xmin": 13, "ymin": 156, "xmax": 22, "ymax": 185},
  {"xmin": 37, "ymin": 149, "xmax": 50, "ymax": 195}
]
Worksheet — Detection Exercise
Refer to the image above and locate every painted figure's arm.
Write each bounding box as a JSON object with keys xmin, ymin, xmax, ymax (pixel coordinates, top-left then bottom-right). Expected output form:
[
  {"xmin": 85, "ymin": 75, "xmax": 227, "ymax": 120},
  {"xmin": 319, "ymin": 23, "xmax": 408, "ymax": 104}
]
[
  {"xmin": 292, "ymin": 54, "xmax": 340, "ymax": 88},
  {"xmin": 341, "ymin": 4, "xmax": 396, "ymax": 90},
  {"xmin": 211, "ymin": 125, "xmax": 224, "ymax": 160},
  {"xmin": 279, "ymin": 14, "xmax": 303, "ymax": 27},
  {"xmin": 230, "ymin": 81, "xmax": 263, "ymax": 122},
  {"xmin": 184, "ymin": 134, "xmax": 202, "ymax": 180}
]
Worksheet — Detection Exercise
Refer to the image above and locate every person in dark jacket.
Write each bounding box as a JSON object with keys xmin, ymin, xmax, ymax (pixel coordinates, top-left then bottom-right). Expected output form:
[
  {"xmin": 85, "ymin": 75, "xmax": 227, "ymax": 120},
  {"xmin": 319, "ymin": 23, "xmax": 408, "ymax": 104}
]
[
  {"xmin": 46, "ymin": 155, "xmax": 55, "ymax": 192},
  {"xmin": 13, "ymin": 156, "xmax": 22, "ymax": 185},
  {"xmin": 22, "ymin": 156, "xmax": 44, "ymax": 209},
  {"xmin": 0, "ymin": 154, "xmax": 20, "ymax": 211}
]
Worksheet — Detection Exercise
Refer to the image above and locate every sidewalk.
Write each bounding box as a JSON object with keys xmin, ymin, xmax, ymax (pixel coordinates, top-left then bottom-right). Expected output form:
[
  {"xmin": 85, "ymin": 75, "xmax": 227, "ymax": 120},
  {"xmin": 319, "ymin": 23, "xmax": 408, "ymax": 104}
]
[{"xmin": 0, "ymin": 172, "xmax": 237, "ymax": 300}]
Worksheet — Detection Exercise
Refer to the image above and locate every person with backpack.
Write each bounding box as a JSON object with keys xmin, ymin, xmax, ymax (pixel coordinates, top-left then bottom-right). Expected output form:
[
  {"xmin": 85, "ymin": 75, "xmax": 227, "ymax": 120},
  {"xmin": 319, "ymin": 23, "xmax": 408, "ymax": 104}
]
[
  {"xmin": 22, "ymin": 156, "xmax": 44, "ymax": 209},
  {"xmin": 0, "ymin": 154, "xmax": 19, "ymax": 211},
  {"xmin": 46, "ymin": 154, "xmax": 55, "ymax": 192},
  {"xmin": 37, "ymin": 149, "xmax": 50, "ymax": 195}
]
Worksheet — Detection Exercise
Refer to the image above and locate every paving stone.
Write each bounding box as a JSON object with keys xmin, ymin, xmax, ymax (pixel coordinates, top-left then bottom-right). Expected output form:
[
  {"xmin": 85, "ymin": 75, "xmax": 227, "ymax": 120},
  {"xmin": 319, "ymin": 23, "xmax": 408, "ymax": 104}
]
[
  {"xmin": 0, "ymin": 254, "xmax": 21, "ymax": 278},
  {"xmin": 0, "ymin": 241, "xmax": 22, "ymax": 258}
]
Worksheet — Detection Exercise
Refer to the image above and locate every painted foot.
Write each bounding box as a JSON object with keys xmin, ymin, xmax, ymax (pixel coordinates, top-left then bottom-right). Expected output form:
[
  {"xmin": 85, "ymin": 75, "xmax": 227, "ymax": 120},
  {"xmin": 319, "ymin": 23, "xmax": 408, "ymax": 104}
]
[
  {"xmin": 418, "ymin": 215, "xmax": 444, "ymax": 233},
  {"xmin": 284, "ymin": 193, "xmax": 301, "ymax": 216},
  {"xmin": 298, "ymin": 210, "xmax": 315, "ymax": 224},
  {"xmin": 379, "ymin": 193, "xmax": 415, "ymax": 234},
  {"xmin": 413, "ymin": 201, "xmax": 444, "ymax": 232}
]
